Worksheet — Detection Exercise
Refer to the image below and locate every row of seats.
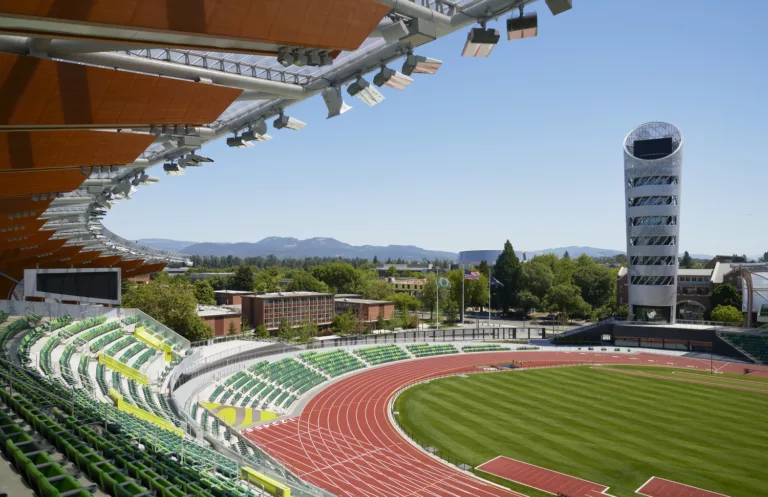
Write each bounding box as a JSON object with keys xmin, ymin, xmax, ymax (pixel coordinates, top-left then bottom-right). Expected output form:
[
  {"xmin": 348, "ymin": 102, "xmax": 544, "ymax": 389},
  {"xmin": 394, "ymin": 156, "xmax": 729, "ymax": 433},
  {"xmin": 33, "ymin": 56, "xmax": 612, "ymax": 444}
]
[
  {"xmin": 132, "ymin": 348, "xmax": 158, "ymax": 371},
  {"xmin": 123, "ymin": 316, "xmax": 141, "ymax": 326},
  {"xmin": 722, "ymin": 332, "xmax": 768, "ymax": 363},
  {"xmin": 60, "ymin": 343, "xmax": 78, "ymax": 385},
  {"xmin": 0, "ymin": 364, "xmax": 262, "ymax": 497},
  {"xmin": 462, "ymin": 344, "xmax": 511, "ymax": 353},
  {"xmin": 354, "ymin": 344, "xmax": 409, "ymax": 365},
  {"xmin": 40, "ymin": 334, "xmax": 61, "ymax": 376},
  {"xmin": 299, "ymin": 349, "xmax": 365, "ymax": 378},
  {"xmin": 88, "ymin": 330, "xmax": 124, "ymax": 353},
  {"xmin": 17, "ymin": 325, "xmax": 47, "ymax": 364},
  {"xmin": 406, "ymin": 343, "xmax": 459, "ymax": 357},
  {"xmin": 0, "ymin": 317, "xmax": 28, "ymax": 355},
  {"xmin": 250, "ymin": 358, "xmax": 325, "ymax": 395},
  {"xmin": 106, "ymin": 336, "xmax": 137, "ymax": 357},
  {"xmin": 0, "ymin": 310, "xmax": 7, "ymax": 325},
  {"xmin": 46, "ymin": 314, "xmax": 73, "ymax": 332},
  {"xmin": 58, "ymin": 315, "xmax": 107, "ymax": 339},
  {"xmin": 75, "ymin": 321, "xmax": 121, "ymax": 347},
  {"xmin": 77, "ymin": 355, "xmax": 93, "ymax": 392},
  {"xmin": 120, "ymin": 343, "xmax": 148, "ymax": 364}
]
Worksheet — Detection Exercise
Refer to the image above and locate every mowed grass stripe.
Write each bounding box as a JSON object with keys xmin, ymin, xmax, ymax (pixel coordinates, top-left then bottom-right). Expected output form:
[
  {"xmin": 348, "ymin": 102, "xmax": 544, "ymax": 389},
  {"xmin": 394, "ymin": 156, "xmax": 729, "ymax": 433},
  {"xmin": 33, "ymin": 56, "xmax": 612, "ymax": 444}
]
[
  {"xmin": 394, "ymin": 367, "xmax": 768, "ymax": 497},
  {"xmin": 439, "ymin": 372, "xmax": 761, "ymax": 485}
]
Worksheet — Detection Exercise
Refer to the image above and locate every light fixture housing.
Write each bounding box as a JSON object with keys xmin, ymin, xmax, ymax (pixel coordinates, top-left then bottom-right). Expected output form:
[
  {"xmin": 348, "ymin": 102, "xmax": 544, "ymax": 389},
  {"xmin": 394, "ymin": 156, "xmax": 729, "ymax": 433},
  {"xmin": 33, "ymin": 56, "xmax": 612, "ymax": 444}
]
[
  {"xmin": 277, "ymin": 47, "xmax": 295, "ymax": 67},
  {"xmin": 507, "ymin": 12, "xmax": 538, "ymax": 39},
  {"xmin": 322, "ymin": 86, "xmax": 352, "ymax": 119},
  {"xmin": 347, "ymin": 77, "xmax": 385, "ymax": 107},
  {"xmin": 274, "ymin": 114, "xmax": 306, "ymax": 131},
  {"xmin": 226, "ymin": 136, "xmax": 253, "ymax": 148},
  {"xmin": 373, "ymin": 66, "xmax": 413, "ymax": 90},
  {"xmin": 461, "ymin": 27, "xmax": 500, "ymax": 57},
  {"xmin": 163, "ymin": 163, "xmax": 184, "ymax": 176},
  {"xmin": 545, "ymin": 0, "xmax": 572, "ymax": 15},
  {"xmin": 402, "ymin": 55, "xmax": 442, "ymax": 76}
]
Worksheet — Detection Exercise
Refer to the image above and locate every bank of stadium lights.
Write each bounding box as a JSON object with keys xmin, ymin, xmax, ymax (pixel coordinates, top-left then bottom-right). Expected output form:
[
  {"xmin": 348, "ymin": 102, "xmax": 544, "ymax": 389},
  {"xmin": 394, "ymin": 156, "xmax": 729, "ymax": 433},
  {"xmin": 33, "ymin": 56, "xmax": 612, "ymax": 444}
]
[
  {"xmin": 507, "ymin": 9, "xmax": 538, "ymax": 40},
  {"xmin": 373, "ymin": 66, "xmax": 413, "ymax": 90},
  {"xmin": 277, "ymin": 47, "xmax": 331, "ymax": 68},
  {"xmin": 163, "ymin": 162, "xmax": 183, "ymax": 176},
  {"xmin": 273, "ymin": 112, "xmax": 306, "ymax": 131},
  {"xmin": 322, "ymin": 86, "xmax": 352, "ymax": 119},
  {"xmin": 462, "ymin": 26, "xmax": 500, "ymax": 57},
  {"xmin": 347, "ymin": 76, "xmax": 384, "ymax": 107},
  {"xmin": 227, "ymin": 119, "xmax": 271, "ymax": 147},
  {"xmin": 402, "ymin": 55, "xmax": 442, "ymax": 76},
  {"xmin": 178, "ymin": 152, "xmax": 213, "ymax": 167}
]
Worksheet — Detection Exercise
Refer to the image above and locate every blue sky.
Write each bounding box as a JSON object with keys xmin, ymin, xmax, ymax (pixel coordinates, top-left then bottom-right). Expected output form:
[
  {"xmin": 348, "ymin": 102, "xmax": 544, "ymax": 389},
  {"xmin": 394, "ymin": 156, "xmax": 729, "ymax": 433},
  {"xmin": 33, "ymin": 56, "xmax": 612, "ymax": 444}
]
[{"xmin": 106, "ymin": 1, "xmax": 766, "ymax": 256}]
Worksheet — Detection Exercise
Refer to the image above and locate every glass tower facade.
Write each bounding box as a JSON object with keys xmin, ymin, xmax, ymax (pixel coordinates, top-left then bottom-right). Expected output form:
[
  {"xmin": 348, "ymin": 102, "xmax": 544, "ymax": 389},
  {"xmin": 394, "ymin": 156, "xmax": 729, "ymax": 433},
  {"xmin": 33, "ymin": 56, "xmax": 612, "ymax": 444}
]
[{"xmin": 623, "ymin": 122, "xmax": 683, "ymax": 322}]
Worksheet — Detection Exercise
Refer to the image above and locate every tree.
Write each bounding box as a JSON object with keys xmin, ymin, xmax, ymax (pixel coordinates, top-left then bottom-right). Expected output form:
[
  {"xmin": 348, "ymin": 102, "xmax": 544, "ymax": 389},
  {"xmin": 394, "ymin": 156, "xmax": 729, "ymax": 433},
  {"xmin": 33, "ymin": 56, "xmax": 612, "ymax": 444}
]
[
  {"xmin": 285, "ymin": 272, "xmax": 329, "ymax": 293},
  {"xmin": 494, "ymin": 240, "xmax": 522, "ymax": 313},
  {"xmin": 376, "ymin": 313, "xmax": 386, "ymax": 331},
  {"xmin": 389, "ymin": 293, "xmax": 421, "ymax": 313},
  {"xmin": 680, "ymin": 251, "xmax": 693, "ymax": 268},
  {"xmin": 442, "ymin": 299, "xmax": 459, "ymax": 323},
  {"xmin": 277, "ymin": 318, "xmax": 296, "ymax": 342},
  {"xmin": 359, "ymin": 278, "xmax": 394, "ymax": 300},
  {"xmin": 192, "ymin": 280, "xmax": 216, "ymax": 305},
  {"xmin": 253, "ymin": 270, "xmax": 280, "ymax": 293},
  {"xmin": 543, "ymin": 284, "xmax": 591, "ymax": 319},
  {"xmin": 254, "ymin": 324, "xmax": 269, "ymax": 338},
  {"xmin": 521, "ymin": 261, "xmax": 554, "ymax": 300},
  {"xmin": 572, "ymin": 263, "xmax": 615, "ymax": 309},
  {"xmin": 477, "ymin": 260, "xmax": 490, "ymax": 278},
  {"xmin": 297, "ymin": 320, "xmax": 317, "ymax": 343},
  {"xmin": 517, "ymin": 290, "xmax": 540, "ymax": 317},
  {"xmin": 709, "ymin": 284, "xmax": 742, "ymax": 311},
  {"xmin": 231, "ymin": 265, "xmax": 254, "ymax": 291},
  {"xmin": 122, "ymin": 279, "xmax": 211, "ymax": 341},
  {"xmin": 386, "ymin": 266, "xmax": 398, "ymax": 277},
  {"xmin": 241, "ymin": 315, "xmax": 251, "ymax": 333},
  {"xmin": 555, "ymin": 253, "xmax": 574, "ymax": 285},
  {"xmin": 760, "ymin": 251, "xmax": 768, "ymax": 263},
  {"xmin": 310, "ymin": 262, "xmax": 360, "ymax": 293},
  {"xmin": 373, "ymin": 255, "xmax": 379, "ymax": 264},
  {"xmin": 331, "ymin": 310, "xmax": 358, "ymax": 336},
  {"xmin": 710, "ymin": 305, "xmax": 743, "ymax": 324},
  {"xmin": 228, "ymin": 321, "xmax": 237, "ymax": 335}
]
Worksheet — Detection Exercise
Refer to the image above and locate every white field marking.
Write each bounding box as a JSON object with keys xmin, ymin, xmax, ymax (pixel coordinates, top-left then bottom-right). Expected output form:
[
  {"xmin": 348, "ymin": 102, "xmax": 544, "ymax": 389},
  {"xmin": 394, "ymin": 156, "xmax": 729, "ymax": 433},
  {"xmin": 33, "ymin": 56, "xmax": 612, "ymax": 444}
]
[
  {"xmin": 635, "ymin": 476, "xmax": 730, "ymax": 497},
  {"xmin": 476, "ymin": 456, "xmax": 614, "ymax": 496}
]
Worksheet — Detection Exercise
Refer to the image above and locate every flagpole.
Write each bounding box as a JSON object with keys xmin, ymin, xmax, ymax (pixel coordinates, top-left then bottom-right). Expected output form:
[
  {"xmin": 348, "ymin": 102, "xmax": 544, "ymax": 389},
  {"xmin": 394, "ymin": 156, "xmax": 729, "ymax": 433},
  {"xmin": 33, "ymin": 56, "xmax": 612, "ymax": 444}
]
[
  {"xmin": 435, "ymin": 267, "xmax": 439, "ymax": 331},
  {"xmin": 461, "ymin": 264, "xmax": 465, "ymax": 325},
  {"xmin": 488, "ymin": 270, "xmax": 491, "ymax": 327}
]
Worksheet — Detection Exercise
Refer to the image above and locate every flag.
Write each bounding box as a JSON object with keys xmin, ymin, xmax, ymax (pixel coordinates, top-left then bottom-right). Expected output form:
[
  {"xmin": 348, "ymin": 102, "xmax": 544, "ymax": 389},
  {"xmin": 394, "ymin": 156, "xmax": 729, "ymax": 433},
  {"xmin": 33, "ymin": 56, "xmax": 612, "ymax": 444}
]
[
  {"xmin": 423, "ymin": 258, "xmax": 430, "ymax": 265},
  {"xmin": 491, "ymin": 276, "xmax": 504, "ymax": 287},
  {"xmin": 464, "ymin": 269, "xmax": 480, "ymax": 281},
  {"xmin": 436, "ymin": 276, "xmax": 452, "ymax": 289}
]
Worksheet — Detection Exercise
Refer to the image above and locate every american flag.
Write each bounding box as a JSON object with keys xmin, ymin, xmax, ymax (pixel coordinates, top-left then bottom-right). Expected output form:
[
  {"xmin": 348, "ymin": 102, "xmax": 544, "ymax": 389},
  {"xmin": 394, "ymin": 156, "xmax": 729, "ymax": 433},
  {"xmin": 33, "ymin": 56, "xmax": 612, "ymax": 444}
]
[{"xmin": 464, "ymin": 269, "xmax": 480, "ymax": 280}]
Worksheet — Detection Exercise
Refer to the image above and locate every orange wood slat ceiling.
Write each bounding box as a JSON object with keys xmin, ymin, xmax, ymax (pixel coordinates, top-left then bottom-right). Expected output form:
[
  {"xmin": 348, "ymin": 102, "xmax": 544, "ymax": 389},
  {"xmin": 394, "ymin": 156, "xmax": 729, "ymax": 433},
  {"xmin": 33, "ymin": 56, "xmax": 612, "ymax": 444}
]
[
  {"xmin": 0, "ymin": 0, "xmax": 389, "ymax": 52},
  {"xmin": 0, "ymin": 53, "xmax": 242, "ymax": 127},
  {"xmin": 0, "ymin": 228, "xmax": 53, "ymax": 249},
  {"xmin": 0, "ymin": 168, "xmax": 89, "ymax": 197},
  {"xmin": 82, "ymin": 255, "xmax": 122, "ymax": 267},
  {"xmin": 0, "ymin": 196, "xmax": 51, "ymax": 216},
  {"xmin": 117, "ymin": 258, "xmax": 144, "ymax": 271},
  {"xmin": 124, "ymin": 262, "xmax": 165, "ymax": 278},
  {"xmin": 0, "ymin": 216, "xmax": 46, "ymax": 232},
  {"xmin": 0, "ymin": 130, "xmax": 155, "ymax": 170}
]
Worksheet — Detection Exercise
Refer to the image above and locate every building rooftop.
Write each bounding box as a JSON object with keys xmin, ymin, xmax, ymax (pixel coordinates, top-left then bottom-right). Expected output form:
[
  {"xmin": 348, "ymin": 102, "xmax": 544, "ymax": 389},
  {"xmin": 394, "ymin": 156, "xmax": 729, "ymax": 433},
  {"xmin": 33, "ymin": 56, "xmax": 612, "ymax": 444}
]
[
  {"xmin": 251, "ymin": 291, "xmax": 333, "ymax": 299},
  {"xmin": 335, "ymin": 298, "xmax": 393, "ymax": 305},
  {"xmin": 197, "ymin": 306, "xmax": 241, "ymax": 318},
  {"xmin": 335, "ymin": 294, "xmax": 364, "ymax": 299},
  {"xmin": 214, "ymin": 290, "xmax": 255, "ymax": 295},
  {"xmin": 677, "ymin": 269, "xmax": 713, "ymax": 277}
]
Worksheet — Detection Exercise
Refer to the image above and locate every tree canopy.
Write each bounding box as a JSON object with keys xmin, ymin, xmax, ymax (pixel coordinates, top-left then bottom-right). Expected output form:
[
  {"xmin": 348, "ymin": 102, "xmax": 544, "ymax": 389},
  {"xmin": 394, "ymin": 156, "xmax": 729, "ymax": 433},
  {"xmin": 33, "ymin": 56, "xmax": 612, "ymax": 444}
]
[
  {"xmin": 543, "ymin": 283, "xmax": 591, "ymax": 318},
  {"xmin": 710, "ymin": 305, "xmax": 743, "ymax": 324},
  {"xmin": 494, "ymin": 240, "xmax": 522, "ymax": 312},
  {"xmin": 231, "ymin": 265, "xmax": 255, "ymax": 291},
  {"xmin": 285, "ymin": 272, "xmax": 329, "ymax": 293},
  {"xmin": 680, "ymin": 251, "xmax": 693, "ymax": 269},
  {"xmin": 122, "ymin": 278, "xmax": 211, "ymax": 341},
  {"xmin": 192, "ymin": 280, "xmax": 216, "ymax": 306},
  {"xmin": 709, "ymin": 284, "xmax": 742, "ymax": 311}
]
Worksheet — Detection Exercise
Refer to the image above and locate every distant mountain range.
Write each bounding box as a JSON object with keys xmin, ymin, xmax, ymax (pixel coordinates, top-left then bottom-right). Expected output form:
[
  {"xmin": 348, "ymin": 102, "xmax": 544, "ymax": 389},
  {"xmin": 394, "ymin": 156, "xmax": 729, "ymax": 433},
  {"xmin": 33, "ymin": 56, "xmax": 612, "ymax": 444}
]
[
  {"xmin": 139, "ymin": 237, "xmax": 458, "ymax": 261},
  {"xmin": 137, "ymin": 238, "xmax": 635, "ymax": 262}
]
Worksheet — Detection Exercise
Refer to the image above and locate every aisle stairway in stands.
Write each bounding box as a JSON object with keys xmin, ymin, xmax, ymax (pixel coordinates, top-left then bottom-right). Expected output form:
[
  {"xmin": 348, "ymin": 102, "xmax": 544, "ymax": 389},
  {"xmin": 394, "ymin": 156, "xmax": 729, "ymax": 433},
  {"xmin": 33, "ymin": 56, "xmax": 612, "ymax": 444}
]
[{"xmin": 719, "ymin": 332, "xmax": 768, "ymax": 364}]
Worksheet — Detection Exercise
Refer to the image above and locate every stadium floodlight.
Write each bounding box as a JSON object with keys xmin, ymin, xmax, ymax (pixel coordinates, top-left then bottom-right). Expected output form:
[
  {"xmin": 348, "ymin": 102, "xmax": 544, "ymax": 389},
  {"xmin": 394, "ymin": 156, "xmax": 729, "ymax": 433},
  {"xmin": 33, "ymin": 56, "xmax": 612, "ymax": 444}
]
[
  {"xmin": 163, "ymin": 162, "xmax": 184, "ymax": 176},
  {"xmin": 462, "ymin": 27, "xmax": 500, "ymax": 57},
  {"xmin": 373, "ymin": 66, "xmax": 413, "ymax": 90},
  {"xmin": 545, "ymin": 0, "xmax": 572, "ymax": 15},
  {"xmin": 274, "ymin": 113, "xmax": 306, "ymax": 131},
  {"xmin": 226, "ymin": 135, "xmax": 253, "ymax": 148},
  {"xmin": 347, "ymin": 76, "xmax": 384, "ymax": 107},
  {"xmin": 507, "ymin": 11, "xmax": 538, "ymax": 39},
  {"xmin": 178, "ymin": 153, "xmax": 213, "ymax": 167},
  {"xmin": 241, "ymin": 119, "xmax": 272, "ymax": 142},
  {"xmin": 322, "ymin": 86, "xmax": 352, "ymax": 119},
  {"xmin": 402, "ymin": 55, "xmax": 442, "ymax": 76},
  {"xmin": 277, "ymin": 47, "xmax": 295, "ymax": 67}
]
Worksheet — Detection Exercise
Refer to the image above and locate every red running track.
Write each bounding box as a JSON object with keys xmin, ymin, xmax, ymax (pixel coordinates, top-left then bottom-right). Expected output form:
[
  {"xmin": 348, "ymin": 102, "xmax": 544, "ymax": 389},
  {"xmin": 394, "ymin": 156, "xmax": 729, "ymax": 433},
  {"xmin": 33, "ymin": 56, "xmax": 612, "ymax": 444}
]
[
  {"xmin": 476, "ymin": 456, "xmax": 612, "ymax": 497},
  {"xmin": 636, "ymin": 477, "xmax": 730, "ymax": 497},
  {"xmin": 242, "ymin": 351, "xmax": 761, "ymax": 497}
]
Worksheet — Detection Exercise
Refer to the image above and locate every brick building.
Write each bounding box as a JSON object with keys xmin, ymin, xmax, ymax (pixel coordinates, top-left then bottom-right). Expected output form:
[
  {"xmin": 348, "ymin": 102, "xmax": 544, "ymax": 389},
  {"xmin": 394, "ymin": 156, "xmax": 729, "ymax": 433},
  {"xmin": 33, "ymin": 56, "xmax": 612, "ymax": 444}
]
[
  {"xmin": 618, "ymin": 257, "xmax": 741, "ymax": 321},
  {"xmin": 334, "ymin": 297, "xmax": 394, "ymax": 324},
  {"xmin": 197, "ymin": 306, "xmax": 242, "ymax": 337},
  {"xmin": 214, "ymin": 290, "xmax": 255, "ymax": 306},
  {"xmin": 386, "ymin": 277, "xmax": 425, "ymax": 296},
  {"xmin": 241, "ymin": 292, "xmax": 334, "ymax": 332}
]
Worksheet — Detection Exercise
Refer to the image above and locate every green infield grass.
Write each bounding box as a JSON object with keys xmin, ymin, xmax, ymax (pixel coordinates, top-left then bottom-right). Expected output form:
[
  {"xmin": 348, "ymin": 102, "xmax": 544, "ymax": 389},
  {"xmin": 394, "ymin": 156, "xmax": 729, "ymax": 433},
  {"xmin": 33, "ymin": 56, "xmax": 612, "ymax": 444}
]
[{"xmin": 393, "ymin": 366, "xmax": 768, "ymax": 497}]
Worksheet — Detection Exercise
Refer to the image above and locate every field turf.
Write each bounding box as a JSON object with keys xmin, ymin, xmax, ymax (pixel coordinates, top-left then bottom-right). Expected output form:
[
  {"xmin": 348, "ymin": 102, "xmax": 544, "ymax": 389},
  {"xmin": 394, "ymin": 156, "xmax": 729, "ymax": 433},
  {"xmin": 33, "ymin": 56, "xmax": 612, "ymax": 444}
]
[{"xmin": 393, "ymin": 366, "xmax": 768, "ymax": 497}]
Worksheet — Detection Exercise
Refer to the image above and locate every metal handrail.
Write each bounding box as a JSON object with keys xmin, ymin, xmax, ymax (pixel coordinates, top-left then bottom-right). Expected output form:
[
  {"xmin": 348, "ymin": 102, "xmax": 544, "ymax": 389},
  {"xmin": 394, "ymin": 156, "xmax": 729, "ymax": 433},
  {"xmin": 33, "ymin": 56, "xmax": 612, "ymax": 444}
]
[{"xmin": 99, "ymin": 226, "xmax": 192, "ymax": 265}]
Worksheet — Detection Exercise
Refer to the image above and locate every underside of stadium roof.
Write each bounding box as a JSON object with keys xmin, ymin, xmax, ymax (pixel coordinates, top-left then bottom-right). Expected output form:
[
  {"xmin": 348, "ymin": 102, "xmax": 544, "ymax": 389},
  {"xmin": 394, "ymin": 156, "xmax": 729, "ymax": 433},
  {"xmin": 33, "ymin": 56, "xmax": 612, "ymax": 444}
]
[{"xmin": 0, "ymin": 0, "xmax": 568, "ymax": 299}]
